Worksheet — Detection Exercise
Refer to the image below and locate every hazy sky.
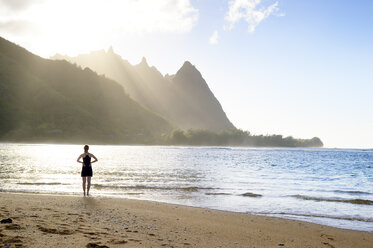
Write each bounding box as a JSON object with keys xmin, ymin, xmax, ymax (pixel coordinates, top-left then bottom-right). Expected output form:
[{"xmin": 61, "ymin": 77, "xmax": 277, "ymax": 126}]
[{"xmin": 1, "ymin": 0, "xmax": 372, "ymax": 148}]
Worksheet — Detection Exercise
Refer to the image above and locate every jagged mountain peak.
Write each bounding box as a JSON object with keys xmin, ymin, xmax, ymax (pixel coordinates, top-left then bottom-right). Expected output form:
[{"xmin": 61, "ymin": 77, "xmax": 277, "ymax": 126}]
[
  {"xmin": 178, "ymin": 61, "xmax": 200, "ymax": 75},
  {"xmin": 139, "ymin": 57, "xmax": 148, "ymax": 66},
  {"xmin": 174, "ymin": 61, "xmax": 204, "ymax": 85},
  {"xmin": 107, "ymin": 46, "xmax": 114, "ymax": 54},
  {"xmin": 180, "ymin": 61, "xmax": 197, "ymax": 72},
  {"xmin": 182, "ymin": 60, "xmax": 193, "ymax": 67}
]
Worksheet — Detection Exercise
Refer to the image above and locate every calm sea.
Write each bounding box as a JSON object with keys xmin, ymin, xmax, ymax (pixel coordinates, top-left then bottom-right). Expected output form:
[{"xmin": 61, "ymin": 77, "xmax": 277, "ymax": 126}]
[{"xmin": 0, "ymin": 143, "xmax": 372, "ymax": 232}]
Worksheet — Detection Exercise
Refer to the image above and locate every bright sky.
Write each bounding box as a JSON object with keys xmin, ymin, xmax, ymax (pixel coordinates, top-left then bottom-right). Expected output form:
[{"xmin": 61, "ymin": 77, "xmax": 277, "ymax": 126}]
[{"xmin": 1, "ymin": 0, "xmax": 372, "ymax": 148}]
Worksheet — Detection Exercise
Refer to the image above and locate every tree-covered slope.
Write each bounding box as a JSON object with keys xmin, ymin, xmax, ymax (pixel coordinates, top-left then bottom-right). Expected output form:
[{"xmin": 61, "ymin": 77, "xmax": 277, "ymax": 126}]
[{"xmin": 0, "ymin": 37, "xmax": 172, "ymax": 143}]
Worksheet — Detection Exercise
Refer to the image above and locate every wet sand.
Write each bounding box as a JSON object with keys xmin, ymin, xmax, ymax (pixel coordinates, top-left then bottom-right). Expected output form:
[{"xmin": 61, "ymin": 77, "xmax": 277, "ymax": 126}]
[{"xmin": 0, "ymin": 193, "xmax": 372, "ymax": 247}]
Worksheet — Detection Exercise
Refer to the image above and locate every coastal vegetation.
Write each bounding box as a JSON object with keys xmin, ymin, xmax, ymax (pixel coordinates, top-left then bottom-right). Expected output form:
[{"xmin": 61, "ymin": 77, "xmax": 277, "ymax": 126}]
[{"xmin": 166, "ymin": 129, "xmax": 323, "ymax": 147}]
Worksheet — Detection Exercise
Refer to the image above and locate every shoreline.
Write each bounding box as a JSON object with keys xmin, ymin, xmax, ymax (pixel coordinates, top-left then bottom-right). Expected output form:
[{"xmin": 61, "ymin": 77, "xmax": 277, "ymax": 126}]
[
  {"xmin": 1, "ymin": 190, "xmax": 372, "ymax": 232},
  {"xmin": 0, "ymin": 192, "xmax": 372, "ymax": 247},
  {"xmin": 2, "ymin": 190, "xmax": 372, "ymax": 232},
  {"xmin": 1, "ymin": 142, "xmax": 371, "ymax": 151}
]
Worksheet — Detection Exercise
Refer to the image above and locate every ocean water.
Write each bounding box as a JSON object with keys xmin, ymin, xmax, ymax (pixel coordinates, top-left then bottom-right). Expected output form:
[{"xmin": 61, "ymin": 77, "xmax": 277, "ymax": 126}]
[{"xmin": 0, "ymin": 143, "xmax": 372, "ymax": 232}]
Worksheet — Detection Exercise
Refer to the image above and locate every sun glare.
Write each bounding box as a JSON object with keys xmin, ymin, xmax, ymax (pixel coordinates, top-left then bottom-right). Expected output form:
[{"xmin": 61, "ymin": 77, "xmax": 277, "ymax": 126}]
[{"xmin": 4, "ymin": 0, "xmax": 198, "ymax": 57}]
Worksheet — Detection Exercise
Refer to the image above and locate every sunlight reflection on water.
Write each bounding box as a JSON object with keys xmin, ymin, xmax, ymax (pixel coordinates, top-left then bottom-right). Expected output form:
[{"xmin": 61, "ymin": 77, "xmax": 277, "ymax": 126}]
[{"xmin": 0, "ymin": 143, "xmax": 372, "ymax": 231}]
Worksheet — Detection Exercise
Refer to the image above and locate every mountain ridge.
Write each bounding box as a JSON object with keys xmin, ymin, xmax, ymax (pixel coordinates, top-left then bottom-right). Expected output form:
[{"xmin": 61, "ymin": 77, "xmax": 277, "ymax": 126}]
[
  {"xmin": 0, "ymin": 37, "xmax": 323, "ymax": 147},
  {"xmin": 0, "ymin": 36, "xmax": 172, "ymax": 143},
  {"xmin": 52, "ymin": 49, "xmax": 235, "ymax": 131}
]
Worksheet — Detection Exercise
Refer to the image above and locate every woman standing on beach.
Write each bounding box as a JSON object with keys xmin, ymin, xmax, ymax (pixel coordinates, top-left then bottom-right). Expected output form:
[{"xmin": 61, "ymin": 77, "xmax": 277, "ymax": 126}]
[{"xmin": 77, "ymin": 145, "xmax": 98, "ymax": 196}]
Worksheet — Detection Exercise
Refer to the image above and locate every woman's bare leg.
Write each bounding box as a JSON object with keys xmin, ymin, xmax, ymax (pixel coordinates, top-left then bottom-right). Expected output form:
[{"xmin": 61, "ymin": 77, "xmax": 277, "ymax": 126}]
[
  {"xmin": 87, "ymin": 176, "xmax": 91, "ymax": 196},
  {"xmin": 82, "ymin": 177, "xmax": 86, "ymax": 196}
]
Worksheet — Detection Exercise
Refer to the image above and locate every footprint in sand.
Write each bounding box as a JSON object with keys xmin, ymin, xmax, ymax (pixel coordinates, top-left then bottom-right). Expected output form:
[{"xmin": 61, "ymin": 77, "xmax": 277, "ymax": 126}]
[
  {"xmin": 67, "ymin": 213, "xmax": 80, "ymax": 216},
  {"xmin": 1, "ymin": 218, "xmax": 12, "ymax": 224},
  {"xmin": 109, "ymin": 239, "xmax": 128, "ymax": 244},
  {"xmin": 37, "ymin": 225, "xmax": 74, "ymax": 235},
  {"xmin": 322, "ymin": 242, "xmax": 335, "ymax": 248},
  {"xmin": 4, "ymin": 237, "xmax": 23, "ymax": 244},
  {"xmin": 5, "ymin": 224, "xmax": 23, "ymax": 230},
  {"xmin": 320, "ymin": 234, "xmax": 336, "ymax": 248},
  {"xmin": 86, "ymin": 243, "xmax": 109, "ymax": 248},
  {"xmin": 321, "ymin": 234, "xmax": 335, "ymax": 241},
  {"xmin": 128, "ymin": 238, "xmax": 142, "ymax": 242}
]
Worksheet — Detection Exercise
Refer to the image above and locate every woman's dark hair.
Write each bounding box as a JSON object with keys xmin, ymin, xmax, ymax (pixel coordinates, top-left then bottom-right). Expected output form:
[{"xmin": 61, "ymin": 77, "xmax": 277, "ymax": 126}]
[{"xmin": 84, "ymin": 145, "xmax": 89, "ymax": 151}]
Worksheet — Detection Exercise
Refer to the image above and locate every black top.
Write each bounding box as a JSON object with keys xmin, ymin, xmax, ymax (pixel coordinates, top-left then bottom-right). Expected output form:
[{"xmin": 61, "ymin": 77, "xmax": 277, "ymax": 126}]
[{"xmin": 83, "ymin": 154, "xmax": 91, "ymax": 167}]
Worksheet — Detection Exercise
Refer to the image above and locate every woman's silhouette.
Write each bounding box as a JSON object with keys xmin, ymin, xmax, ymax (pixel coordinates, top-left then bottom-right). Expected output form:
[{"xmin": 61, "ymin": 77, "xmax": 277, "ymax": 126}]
[{"xmin": 77, "ymin": 145, "xmax": 98, "ymax": 196}]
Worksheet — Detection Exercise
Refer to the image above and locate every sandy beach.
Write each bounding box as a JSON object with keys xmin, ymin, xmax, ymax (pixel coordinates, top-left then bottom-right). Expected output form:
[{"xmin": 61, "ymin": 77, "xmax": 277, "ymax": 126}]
[{"xmin": 0, "ymin": 193, "xmax": 372, "ymax": 248}]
